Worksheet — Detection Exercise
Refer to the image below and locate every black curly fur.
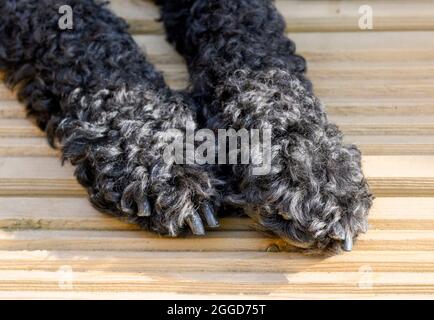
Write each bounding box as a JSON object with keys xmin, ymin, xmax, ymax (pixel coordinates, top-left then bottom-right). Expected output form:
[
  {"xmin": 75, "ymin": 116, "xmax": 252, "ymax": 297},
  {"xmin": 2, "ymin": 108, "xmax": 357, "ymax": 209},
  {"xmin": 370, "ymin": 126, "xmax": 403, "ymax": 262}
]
[
  {"xmin": 155, "ymin": 0, "xmax": 373, "ymax": 252},
  {"xmin": 0, "ymin": 0, "xmax": 220, "ymax": 236}
]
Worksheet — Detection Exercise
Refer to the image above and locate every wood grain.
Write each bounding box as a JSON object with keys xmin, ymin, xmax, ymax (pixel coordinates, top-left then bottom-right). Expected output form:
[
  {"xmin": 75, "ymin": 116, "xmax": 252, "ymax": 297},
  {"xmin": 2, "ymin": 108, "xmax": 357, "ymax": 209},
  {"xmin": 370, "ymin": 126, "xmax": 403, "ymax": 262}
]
[
  {"xmin": 1, "ymin": 156, "xmax": 433, "ymax": 196},
  {"xmin": 0, "ymin": 197, "xmax": 433, "ymax": 231}
]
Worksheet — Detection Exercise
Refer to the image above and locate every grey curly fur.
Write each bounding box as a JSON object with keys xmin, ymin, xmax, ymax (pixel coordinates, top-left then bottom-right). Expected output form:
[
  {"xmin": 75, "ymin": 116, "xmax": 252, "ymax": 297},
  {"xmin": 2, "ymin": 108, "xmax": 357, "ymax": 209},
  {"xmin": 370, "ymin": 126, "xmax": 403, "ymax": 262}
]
[
  {"xmin": 155, "ymin": 0, "xmax": 373, "ymax": 252},
  {"xmin": 0, "ymin": 0, "xmax": 220, "ymax": 236}
]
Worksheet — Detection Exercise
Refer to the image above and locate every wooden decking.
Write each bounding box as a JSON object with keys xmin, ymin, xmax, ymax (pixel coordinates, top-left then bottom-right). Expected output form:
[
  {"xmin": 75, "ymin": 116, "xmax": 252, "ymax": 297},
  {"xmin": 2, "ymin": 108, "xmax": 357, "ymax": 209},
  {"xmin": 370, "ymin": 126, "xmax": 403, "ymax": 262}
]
[{"xmin": 0, "ymin": 0, "xmax": 434, "ymax": 299}]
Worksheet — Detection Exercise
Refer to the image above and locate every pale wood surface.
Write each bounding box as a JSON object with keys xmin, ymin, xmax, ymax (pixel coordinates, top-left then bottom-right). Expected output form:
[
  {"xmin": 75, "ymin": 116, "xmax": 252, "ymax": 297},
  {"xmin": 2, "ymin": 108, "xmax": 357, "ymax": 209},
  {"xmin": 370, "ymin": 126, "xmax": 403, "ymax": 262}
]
[{"xmin": 0, "ymin": 0, "xmax": 433, "ymax": 299}]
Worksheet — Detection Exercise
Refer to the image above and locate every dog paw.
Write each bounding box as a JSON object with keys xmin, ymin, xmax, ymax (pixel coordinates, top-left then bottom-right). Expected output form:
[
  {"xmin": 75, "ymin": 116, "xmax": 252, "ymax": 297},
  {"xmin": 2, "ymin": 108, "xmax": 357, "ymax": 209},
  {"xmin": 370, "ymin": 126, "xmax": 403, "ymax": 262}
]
[
  {"xmin": 243, "ymin": 142, "xmax": 373, "ymax": 252},
  {"xmin": 113, "ymin": 162, "xmax": 220, "ymax": 236},
  {"xmin": 58, "ymin": 87, "xmax": 221, "ymax": 237}
]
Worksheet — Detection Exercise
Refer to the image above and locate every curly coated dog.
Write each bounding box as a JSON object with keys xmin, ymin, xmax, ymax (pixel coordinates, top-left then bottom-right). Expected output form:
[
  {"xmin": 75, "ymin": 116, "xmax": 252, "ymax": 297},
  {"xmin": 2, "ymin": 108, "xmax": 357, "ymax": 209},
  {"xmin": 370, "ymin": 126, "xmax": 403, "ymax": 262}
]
[
  {"xmin": 0, "ymin": 0, "xmax": 373, "ymax": 253},
  {"xmin": 154, "ymin": 0, "xmax": 373, "ymax": 252},
  {"xmin": 0, "ymin": 0, "xmax": 220, "ymax": 236}
]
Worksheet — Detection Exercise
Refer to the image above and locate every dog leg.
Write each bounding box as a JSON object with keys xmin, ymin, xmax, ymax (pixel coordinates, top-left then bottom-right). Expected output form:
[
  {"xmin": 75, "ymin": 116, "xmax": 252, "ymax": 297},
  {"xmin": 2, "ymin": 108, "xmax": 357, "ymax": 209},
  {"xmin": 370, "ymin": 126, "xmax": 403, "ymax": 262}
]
[
  {"xmin": 155, "ymin": 0, "xmax": 373, "ymax": 251},
  {"xmin": 0, "ymin": 0, "xmax": 219, "ymax": 236}
]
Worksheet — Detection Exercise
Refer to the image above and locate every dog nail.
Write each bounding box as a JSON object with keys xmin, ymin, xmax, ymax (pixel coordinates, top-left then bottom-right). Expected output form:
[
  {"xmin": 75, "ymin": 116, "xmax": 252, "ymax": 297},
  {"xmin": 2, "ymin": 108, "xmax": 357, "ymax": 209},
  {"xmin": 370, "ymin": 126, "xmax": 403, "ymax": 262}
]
[
  {"xmin": 203, "ymin": 203, "xmax": 219, "ymax": 228},
  {"xmin": 343, "ymin": 235, "xmax": 353, "ymax": 252},
  {"xmin": 186, "ymin": 213, "xmax": 205, "ymax": 236},
  {"xmin": 137, "ymin": 198, "xmax": 151, "ymax": 217}
]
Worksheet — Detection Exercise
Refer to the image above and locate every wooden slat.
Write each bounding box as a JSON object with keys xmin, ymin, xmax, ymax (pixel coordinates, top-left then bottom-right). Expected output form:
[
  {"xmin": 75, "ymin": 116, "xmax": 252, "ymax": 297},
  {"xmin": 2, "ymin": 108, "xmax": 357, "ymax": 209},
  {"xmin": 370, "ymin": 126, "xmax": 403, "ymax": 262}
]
[
  {"xmin": 0, "ymin": 291, "xmax": 433, "ymax": 300},
  {"xmin": 2, "ymin": 250, "xmax": 434, "ymax": 273},
  {"xmin": 346, "ymin": 136, "xmax": 434, "ymax": 155},
  {"xmin": 0, "ymin": 229, "xmax": 433, "ymax": 252},
  {"xmin": 0, "ymin": 156, "xmax": 85, "ymax": 196},
  {"xmin": 0, "ymin": 119, "xmax": 43, "ymax": 138},
  {"xmin": 1, "ymin": 269, "xmax": 434, "ymax": 295},
  {"xmin": 109, "ymin": 0, "xmax": 161, "ymax": 34},
  {"xmin": 0, "ymin": 197, "xmax": 433, "ymax": 231},
  {"xmin": 324, "ymin": 99, "xmax": 434, "ymax": 116},
  {"xmin": 0, "ymin": 156, "xmax": 433, "ymax": 196},
  {"xmin": 114, "ymin": 1, "xmax": 434, "ymax": 34},
  {"xmin": 276, "ymin": 0, "xmax": 434, "ymax": 33},
  {"xmin": 0, "ymin": 229, "xmax": 281, "ymax": 252},
  {"xmin": 363, "ymin": 156, "xmax": 434, "ymax": 196},
  {"xmin": 0, "ymin": 197, "xmax": 248, "ymax": 232},
  {"xmin": 0, "ymin": 87, "xmax": 15, "ymax": 101},
  {"xmin": 330, "ymin": 115, "xmax": 434, "ymax": 135},
  {"xmin": 0, "ymin": 101, "xmax": 26, "ymax": 119},
  {"xmin": 0, "ymin": 138, "xmax": 58, "ymax": 157}
]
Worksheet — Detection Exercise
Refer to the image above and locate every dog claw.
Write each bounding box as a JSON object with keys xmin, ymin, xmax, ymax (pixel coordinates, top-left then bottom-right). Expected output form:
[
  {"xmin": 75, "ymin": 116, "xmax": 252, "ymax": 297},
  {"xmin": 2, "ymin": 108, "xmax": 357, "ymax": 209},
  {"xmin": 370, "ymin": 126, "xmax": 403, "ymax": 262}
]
[
  {"xmin": 137, "ymin": 198, "xmax": 151, "ymax": 217},
  {"xmin": 186, "ymin": 212, "xmax": 205, "ymax": 236},
  {"xmin": 343, "ymin": 234, "xmax": 353, "ymax": 252},
  {"xmin": 203, "ymin": 203, "xmax": 219, "ymax": 228}
]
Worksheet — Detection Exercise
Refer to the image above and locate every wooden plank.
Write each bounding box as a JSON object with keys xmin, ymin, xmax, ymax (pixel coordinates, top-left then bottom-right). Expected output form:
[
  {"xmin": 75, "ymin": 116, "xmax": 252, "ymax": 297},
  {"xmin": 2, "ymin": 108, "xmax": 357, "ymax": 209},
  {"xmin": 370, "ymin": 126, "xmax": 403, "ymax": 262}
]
[
  {"xmin": 0, "ymin": 155, "xmax": 85, "ymax": 196},
  {"xmin": 276, "ymin": 0, "xmax": 434, "ymax": 33},
  {"xmin": 0, "ymin": 197, "xmax": 434, "ymax": 231},
  {"xmin": 0, "ymin": 156, "xmax": 433, "ymax": 196},
  {"xmin": 292, "ymin": 31, "xmax": 434, "ymax": 53},
  {"xmin": 0, "ymin": 229, "xmax": 281, "ymax": 252},
  {"xmin": 2, "ymin": 250, "xmax": 434, "ymax": 273},
  {"xmin": 0, "ymin": 291, "xmax": 432, "ymax": 300},
  {"xmin": 0, "ymin": 229, "xmax": 433, "ymax": 252},
  {"xmin": 363, "ymin": 156, "xmax": 434, "ymax": 179},
  {"xmin": 346, "ymin": 136, "xmax": 434, "ymax": 155},
  {"xmin": 109, "ymin": 0, "xmax": 161, "ymax": 34},
  {"xmin": 308, "ymin": 64, "xmax": 434, "ymax": 81},
  {"xmin": 0, "ymin": 197, "xmax": 250, "ymax": 231},
  {"xmin": 330, "ymin": 115, "xmax": 434, "ymax": 135},
  {"xmin": 0, "ymin": 101, "xmax": 26, "ymax": 119},
  {"xmin": 324, "ymin": 99, "xmax": 434, "ymax": 116},
  {"xmin": 363, "ymin": 156, "xmax": 434, "ymax": 196},
  {"xmin": 315, "ymin": 81, "xmax": 434, "ymax": 99},
  {"xmin": 0, "ymin": 119, "xmax": 44, "ymax": 138},
  {"xmin": 114, "ymin": 1, "xmax": 434, "ymax": 34},
  {"xmin": 1, "ymin": 269, "xmax": 434, "ymax": 295},
  {"xmin": 0, "ymin": 197, "xmax": 433, "ymax": 231},
  {"xmin": 0, "ymin": 138, "xmax": 58, "ymax": 157},
  {"xmin": 0, "ymin": 87, "xmax": 15, "ymax": 101}
]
